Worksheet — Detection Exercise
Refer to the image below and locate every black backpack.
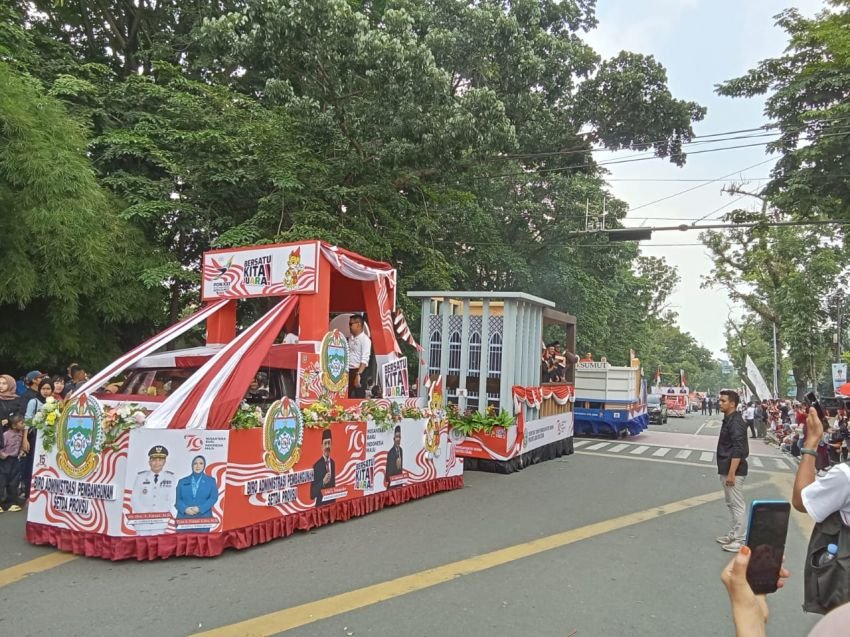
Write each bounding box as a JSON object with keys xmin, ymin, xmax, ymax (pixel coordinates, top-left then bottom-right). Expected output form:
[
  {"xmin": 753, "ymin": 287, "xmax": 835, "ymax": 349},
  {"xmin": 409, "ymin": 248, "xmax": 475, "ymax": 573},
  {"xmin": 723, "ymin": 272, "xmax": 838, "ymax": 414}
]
[{"xmin": 804, "ymin": 511, "xmax": 850, "ymax": 614}]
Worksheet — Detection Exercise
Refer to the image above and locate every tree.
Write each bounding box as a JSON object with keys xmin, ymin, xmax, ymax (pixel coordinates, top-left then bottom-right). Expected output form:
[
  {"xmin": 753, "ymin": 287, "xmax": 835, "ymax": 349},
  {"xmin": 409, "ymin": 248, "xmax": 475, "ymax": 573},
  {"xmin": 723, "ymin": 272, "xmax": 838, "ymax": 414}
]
[
  {"xmin": 4, "ymin": 0, "xmax": 712, "ymax": 373},
  {"xmin": 701, "ymin": 190, "xmax": 844, "ymax": 398},
  {"xmin": 717, "ymin": 1, "xmax": 850, "ymax": 222},
  {"xmin": 724, "ymin": 312, "xmax": 781, "ymax": 399},
  {"xmin": 0, "ymin": 59, "xmax": 163, "ymax": 369}
]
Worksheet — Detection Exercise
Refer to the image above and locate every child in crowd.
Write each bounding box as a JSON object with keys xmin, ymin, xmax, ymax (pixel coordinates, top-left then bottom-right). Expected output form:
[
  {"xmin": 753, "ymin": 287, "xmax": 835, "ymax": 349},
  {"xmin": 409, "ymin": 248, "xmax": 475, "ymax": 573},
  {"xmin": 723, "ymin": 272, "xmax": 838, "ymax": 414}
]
[{"xmin": 0, "ymin": 414, "xmax": 26, "ymax": 512}]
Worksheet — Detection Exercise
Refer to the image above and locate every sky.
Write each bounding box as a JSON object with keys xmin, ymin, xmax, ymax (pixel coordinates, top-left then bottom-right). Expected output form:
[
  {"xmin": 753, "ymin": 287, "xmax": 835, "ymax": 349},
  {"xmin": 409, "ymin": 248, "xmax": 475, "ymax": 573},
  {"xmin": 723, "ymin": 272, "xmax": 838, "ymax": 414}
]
[{"xmin": 583, "ymin": 0, "xmax": 827, "ymax": 359}]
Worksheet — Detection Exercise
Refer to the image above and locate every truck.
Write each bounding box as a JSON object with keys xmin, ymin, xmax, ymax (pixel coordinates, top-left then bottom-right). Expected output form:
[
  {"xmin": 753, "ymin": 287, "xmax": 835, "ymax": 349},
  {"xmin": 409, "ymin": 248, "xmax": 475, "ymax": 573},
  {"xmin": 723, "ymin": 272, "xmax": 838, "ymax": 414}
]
[
  {"xmin": 653, "ymin": 385, "xmax": 689, "ymax": 418},
  {"xmin": 574, "ymin": 362, "xmax": 648, "ymax": 437}
]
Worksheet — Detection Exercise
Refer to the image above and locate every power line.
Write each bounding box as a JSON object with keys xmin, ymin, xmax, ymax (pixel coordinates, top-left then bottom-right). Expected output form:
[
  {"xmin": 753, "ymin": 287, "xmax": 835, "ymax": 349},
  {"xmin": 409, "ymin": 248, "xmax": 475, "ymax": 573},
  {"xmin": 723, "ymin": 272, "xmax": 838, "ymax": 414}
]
[
  {"xmin": 489, "ymin": 130, "xmax": 784, "ymax": 163},
  {"xmin": 692, "ymin": 195, "xmax": 748, "ymax": 225},
  {"xmin": 482, "ymin": 115, "xmax": 850, "ymax": 163},
  {"xmin": 628, "ymin": 158, "xmax": 776, "ymax": 213},
  {"xmin": 471, "ymin": 128, "xmax": 850, "ymax": 181},
  {"xmin": 607, "ymin": 177, "xmax": 769, "ymax": 182},
  {"xmin": 574, "ymin": 218, "xmax": 850, "ymax": 240}
]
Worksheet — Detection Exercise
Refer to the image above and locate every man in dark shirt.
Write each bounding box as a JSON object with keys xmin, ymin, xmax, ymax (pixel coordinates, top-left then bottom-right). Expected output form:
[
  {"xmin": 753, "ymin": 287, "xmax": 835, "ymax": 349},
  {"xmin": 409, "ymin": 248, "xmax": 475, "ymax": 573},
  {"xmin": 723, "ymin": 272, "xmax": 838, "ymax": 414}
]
[
  {"xmin": 21, "ymin": 371, "xmax": 43, "ymax": 403},
  {"xmin": 310, "ymin": 428, "xmax": 335, "ymax": 507},
  {"xmin": 385, "ymin": 425, "xmax": 404, "ymax": 488},
  {"xmin": 715, "ymin": 389, "xmax": 749, "ymax": 553}
]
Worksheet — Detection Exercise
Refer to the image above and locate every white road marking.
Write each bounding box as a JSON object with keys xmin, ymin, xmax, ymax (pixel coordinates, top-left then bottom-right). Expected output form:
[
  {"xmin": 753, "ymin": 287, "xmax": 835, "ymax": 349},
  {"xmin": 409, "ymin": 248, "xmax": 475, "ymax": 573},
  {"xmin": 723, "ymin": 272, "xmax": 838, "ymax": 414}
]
[
  {"xmin": 586, "ymin": 442, "xmax": 610, "ymax": 451},
  {"xmin": 573, "ymin": 440, "xmax": 592, "ymax": 448},
  {"xmin": 652, "ymin": 447, "xmax": 671, "ymax": 457},
  {"xmin": 575, "ymin": 451, "xmax": 786, "ymax": 475},
  {"xmin": 629, "ymin": 445, "xmax": 650, "ymax": 455},
  {"xmin": 774, "ymin": 458, "xmax": 788, "ymax": 470},
  {"xmin": 608, "ymin": 444, "xmax": 629, "ymax": 453},
  {"xmin": 751, "ymin": 457, "xmax": 763, "ymax": 468},
  {"xmin": 700, "ymin": 452, "xmax": 714, "ymax": 462},
  {"xmin": 675, "ymin": 449, "xmax": 692, "ymax": 460},
  {"xmin": 695, "ymin": 422, "xmax": 708, "ymax": 436}
]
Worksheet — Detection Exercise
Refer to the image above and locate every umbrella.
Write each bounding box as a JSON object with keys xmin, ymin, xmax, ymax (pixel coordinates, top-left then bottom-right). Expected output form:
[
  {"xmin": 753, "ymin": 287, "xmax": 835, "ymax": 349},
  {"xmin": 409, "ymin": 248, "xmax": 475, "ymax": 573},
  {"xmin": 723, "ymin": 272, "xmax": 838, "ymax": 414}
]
[{"xmin": 836, "ymin": 382, "xmax": 850, "ymax": 397}]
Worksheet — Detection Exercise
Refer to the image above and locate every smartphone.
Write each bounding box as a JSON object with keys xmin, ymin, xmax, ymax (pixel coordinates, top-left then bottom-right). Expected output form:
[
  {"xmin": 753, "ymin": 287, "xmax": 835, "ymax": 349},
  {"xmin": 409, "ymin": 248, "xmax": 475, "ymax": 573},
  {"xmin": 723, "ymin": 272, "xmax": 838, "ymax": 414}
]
[
  {"xmin": 745, "ymin": 500, "xmax": 791, "ymax": 594},
  {"xmin": 806, "ymin": 391, "xmax": 827, "ymax": 422}
]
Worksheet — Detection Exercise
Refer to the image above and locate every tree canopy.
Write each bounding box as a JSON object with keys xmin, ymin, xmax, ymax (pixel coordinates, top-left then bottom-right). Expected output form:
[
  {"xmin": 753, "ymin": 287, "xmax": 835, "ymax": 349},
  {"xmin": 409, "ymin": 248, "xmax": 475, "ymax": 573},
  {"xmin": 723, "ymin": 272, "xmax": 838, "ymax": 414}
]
[
  {"xmin": 712, "ymin": 1, "xmax": 850, "ymax": 397},
  {"xmin": 2, "ymin": 0, "xmax": 719, "ymax": 382}
]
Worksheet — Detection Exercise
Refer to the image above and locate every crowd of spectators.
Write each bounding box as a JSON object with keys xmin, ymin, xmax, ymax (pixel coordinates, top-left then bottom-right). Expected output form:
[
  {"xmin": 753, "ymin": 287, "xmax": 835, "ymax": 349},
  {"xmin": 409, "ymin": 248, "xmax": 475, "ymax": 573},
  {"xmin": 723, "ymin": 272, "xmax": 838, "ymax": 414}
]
[{"xmin": 0, "ymin": 364, "xmax": 88, "ymax": 513}]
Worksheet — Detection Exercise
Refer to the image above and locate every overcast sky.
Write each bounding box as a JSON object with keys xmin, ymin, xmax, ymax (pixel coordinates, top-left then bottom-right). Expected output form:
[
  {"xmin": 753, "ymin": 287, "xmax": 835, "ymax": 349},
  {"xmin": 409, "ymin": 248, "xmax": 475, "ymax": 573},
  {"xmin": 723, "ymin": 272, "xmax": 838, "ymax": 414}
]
[{"xmin": 584, "ymin": 0, "xmax": 826, "ymax": 359}]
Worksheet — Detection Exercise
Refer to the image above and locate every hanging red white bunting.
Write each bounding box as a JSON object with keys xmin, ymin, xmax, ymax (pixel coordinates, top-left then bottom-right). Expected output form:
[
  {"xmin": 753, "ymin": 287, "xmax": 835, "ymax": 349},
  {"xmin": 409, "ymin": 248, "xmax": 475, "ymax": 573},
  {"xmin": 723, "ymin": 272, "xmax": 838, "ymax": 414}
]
[{"xmin": 512, "ymin": 385, "xmax": 574, "ymax": 412}]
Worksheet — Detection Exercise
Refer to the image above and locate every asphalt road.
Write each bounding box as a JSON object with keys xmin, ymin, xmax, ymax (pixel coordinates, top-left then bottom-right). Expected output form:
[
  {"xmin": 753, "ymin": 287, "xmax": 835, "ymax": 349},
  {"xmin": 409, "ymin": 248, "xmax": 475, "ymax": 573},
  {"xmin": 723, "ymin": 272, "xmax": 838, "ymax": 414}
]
[
  {"xmin": 653, "ymin": 406, "xmax": 724, "ymax": 436},
  {"xmin": 0, "ymin": 412, "xmax": 819, "ymax": 637}
]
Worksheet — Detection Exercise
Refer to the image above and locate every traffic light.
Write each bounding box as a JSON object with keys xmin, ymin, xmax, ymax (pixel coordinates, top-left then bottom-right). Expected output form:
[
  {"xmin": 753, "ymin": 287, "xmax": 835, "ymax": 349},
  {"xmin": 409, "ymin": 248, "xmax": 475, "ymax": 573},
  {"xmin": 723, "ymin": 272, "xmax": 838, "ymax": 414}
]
[{"xmin": 605, "ymin": 228, "xmax": 653, "ymax": 242}]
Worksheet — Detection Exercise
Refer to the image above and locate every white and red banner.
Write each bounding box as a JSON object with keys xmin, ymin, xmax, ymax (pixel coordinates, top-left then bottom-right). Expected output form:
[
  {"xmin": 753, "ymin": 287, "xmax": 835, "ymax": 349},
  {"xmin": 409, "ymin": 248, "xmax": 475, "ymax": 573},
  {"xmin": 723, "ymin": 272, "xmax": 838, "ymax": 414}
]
[
  {"xmin": 202, "ymin": 242, "xmax": 319, "ymax": 300},
  {"xmin": 29, "ymin": 417, "xmax": 462, "ymax": 539}
]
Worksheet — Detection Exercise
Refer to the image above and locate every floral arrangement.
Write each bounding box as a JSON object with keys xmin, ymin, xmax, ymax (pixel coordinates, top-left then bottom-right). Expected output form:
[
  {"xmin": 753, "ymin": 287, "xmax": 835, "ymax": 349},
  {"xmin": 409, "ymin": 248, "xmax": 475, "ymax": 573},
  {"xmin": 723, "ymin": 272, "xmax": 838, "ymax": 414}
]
[
  {"xmin": 300, "ymin": 398, "xmax": 430, "ymax": 430},
  {"xmin": 230, "ymin": 401, "xmax": 264, "ymax": 430},
  {"xmin": 446, "ymin": 403, "xmax": 515, "ymax": 436},
  {"xmin": 28, "ymin": 399, "xmax": 146, "ymax": 452},
  {"xmin": 27, "ymin": 396, "xmax": 64, "ymax": 451},
  {"xmin": 301, "ymin": 398, "xmax": 360, "ymax": 428},
  {"xmin": 359, "ymin": 399, "xmax": 395, "ymax": 431},
  {"xmin": 401, "ymin": 405, "xmax": 428, "ymax": 419},
  {"xmin": 100, "ymin": 404, "xmax": 147, "ymax": 451}
]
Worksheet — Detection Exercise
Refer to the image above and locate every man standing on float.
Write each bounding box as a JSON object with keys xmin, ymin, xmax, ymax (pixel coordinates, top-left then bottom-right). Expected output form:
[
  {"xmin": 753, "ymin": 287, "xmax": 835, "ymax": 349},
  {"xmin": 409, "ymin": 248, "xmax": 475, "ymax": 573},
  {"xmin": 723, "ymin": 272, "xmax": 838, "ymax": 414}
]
[{"xmin": 348, "ymin": 314, "xmax": 371, "ymax": 399}]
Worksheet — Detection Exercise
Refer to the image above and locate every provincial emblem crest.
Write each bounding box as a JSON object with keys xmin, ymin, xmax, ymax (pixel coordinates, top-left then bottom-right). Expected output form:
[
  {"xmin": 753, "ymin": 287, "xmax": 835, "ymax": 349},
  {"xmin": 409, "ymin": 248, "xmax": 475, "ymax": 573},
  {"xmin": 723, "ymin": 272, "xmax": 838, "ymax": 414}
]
[
  {"xmin": 56, "ymin": 394, "xmax": 103, "ymax": 479},
  {"xmin": 263, "ymin": 398, "xmax": 305, "ymax": 472},
  {"xmin": 320, "ymin": 330, "xmax": 349, "ymax": 394}
]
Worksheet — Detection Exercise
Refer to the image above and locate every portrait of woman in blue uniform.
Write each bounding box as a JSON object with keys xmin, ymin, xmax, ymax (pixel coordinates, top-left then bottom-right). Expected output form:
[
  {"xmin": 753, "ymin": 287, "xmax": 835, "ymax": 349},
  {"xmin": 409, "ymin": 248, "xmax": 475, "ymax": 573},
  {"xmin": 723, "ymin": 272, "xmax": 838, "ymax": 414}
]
[{"xmin": 174, "ymin": 455, "xmax": 219, "ymax": 533}]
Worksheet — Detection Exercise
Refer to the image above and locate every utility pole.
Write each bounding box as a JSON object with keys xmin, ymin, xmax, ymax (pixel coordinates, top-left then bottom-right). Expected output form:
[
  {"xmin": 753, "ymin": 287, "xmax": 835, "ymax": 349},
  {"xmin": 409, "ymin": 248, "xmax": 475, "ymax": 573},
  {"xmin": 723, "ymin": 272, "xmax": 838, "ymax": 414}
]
[{"xmin": 772, "ymin": 322, "xmax": 779, "ymax": 399}]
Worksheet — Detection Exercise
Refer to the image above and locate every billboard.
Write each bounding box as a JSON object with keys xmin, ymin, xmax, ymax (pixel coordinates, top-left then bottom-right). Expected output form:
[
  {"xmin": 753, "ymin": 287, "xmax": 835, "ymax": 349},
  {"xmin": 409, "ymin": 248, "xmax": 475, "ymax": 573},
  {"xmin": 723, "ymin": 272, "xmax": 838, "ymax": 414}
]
[
  {"xmin": 202, "ymin": 241, "xmax": 319, "ymax": 300},
  {"xmin": 833, "ymin": 363, "xmax": 847, "ymax": 394}
]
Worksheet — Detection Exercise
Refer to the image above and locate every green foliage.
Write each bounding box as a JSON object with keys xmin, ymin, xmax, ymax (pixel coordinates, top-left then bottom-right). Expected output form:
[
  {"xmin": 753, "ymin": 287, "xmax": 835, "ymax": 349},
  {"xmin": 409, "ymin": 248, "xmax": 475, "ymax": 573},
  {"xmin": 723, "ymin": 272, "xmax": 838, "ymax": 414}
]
[
  {"xmin": 701, "ymin": 2, "xmax": 850, "ymax": 397},
  {"xmin": 230, "ymin": 402, "xmax": 264, "ymax": 430},
  {"xmin": 447, "ymin": 404, "xmax": 515, "ymax": 436},
  {"xmin": 717, "ymin": 2, "xmax": 850, "ymax": 222},
  {"xmin": 701, "ymin": 194, "xmax": 843, "ymax": 398},
  {"xmin": 3, "ymin": 0, "xmax": 715, "ymax": 378},
  {"xmin": 0, "ymin": 58, "xmax": 164, "ymax": 370}
]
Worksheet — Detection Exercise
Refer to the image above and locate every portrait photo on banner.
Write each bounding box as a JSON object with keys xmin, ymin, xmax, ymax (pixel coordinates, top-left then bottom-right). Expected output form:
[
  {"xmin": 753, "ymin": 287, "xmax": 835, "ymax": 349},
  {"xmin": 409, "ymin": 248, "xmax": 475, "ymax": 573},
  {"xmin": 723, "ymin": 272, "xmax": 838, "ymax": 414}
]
[{"xmin": 124, "ymin": 429, "xmax": 228, "ymax": 536}]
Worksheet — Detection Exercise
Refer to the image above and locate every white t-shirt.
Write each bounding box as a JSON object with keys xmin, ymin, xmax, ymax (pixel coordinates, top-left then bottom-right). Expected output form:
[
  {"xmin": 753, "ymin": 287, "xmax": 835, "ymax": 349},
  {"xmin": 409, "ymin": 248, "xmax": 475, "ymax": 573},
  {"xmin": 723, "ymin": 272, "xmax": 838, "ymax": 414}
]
[
  {"xmin": 348, "ymin": 331, "xmax": 372, "ymax": 369},
  {"xmin": 744, "ymin": 406, "xmax": 755, "ymax": 420},
  {"xmin": 801, "ymin": 463, "xmax": 850, "ymax": 525}
]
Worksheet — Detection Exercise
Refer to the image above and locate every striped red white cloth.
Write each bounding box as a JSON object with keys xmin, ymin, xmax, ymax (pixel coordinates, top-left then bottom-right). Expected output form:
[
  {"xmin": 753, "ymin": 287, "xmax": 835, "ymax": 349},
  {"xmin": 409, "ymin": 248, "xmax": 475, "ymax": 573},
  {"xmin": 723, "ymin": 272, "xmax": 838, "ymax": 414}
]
[
  {"xmin": 145, "ymin": 296, "xmax": 298, "ymax": 430},
  {"xmin": 393, "ymin": 309, "xmax": 423, "ymax": 352},
  {"xmin": 71, "ymin": 300, "xmax": 230, "ymax": 399}
]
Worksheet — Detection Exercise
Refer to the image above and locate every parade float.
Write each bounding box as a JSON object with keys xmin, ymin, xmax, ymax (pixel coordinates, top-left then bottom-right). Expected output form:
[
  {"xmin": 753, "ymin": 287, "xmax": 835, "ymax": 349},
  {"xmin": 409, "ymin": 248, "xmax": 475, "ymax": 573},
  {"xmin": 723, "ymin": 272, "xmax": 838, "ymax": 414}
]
[
  {"xmin": 573, "ymin": 358, "xmax": 649, "ymax": 438},
  {"xmin": 652, "ymin": 385, "xmax": 689, "ymax": 418},
  {"xmin": 25, "ymin": 241, "xmax": 463, "ymax": 560},
  {"xmin": 409, "ymin": 292, "xmax": 576, "ymax": 473}
]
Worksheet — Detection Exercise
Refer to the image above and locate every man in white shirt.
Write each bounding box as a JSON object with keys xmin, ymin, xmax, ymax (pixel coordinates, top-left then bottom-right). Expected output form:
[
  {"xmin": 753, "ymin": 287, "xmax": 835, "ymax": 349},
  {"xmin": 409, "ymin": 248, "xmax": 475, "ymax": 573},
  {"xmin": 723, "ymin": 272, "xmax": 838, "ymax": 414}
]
[
  {"xmin": 744, "ymin": 403, "xmax": 756, "ymax": 438},
  {"xmin": 348, "ymin": 314, "xmax": 371, "ymax": 399},
  {"xmin": 794, "ymin": 407, "xmax": 850, "ymax": 525}
]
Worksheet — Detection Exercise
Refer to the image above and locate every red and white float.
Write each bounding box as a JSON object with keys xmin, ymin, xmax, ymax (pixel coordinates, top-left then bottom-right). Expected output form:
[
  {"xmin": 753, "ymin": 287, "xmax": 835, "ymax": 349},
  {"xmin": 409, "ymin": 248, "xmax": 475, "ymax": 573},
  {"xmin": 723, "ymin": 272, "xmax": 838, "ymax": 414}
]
[{"xmin": 26, "ymin": 242, "xmax": 463, "ymax": 560}]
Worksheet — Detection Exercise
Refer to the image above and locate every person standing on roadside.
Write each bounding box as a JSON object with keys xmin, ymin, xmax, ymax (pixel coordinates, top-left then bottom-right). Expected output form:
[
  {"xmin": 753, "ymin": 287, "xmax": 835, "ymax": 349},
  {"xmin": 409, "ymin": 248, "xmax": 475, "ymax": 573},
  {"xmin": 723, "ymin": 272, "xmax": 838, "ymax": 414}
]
[
  {"xmin": 744, "ymin": 402, "xmax": 756, "ymax": 438},
  {"xmin": 715, "ymin": 389, "xmax": 749, "ymax": 553},
  {"xmin": 701, "ymin": 397, "xmax": 707, "ymax": 416}
]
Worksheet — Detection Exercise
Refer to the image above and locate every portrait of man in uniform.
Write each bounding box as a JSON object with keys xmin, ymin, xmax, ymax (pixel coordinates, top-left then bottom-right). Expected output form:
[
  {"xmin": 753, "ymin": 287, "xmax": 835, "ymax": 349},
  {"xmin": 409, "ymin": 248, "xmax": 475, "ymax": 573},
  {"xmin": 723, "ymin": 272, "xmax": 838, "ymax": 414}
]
[
  {"xmin": 310, "ymin": 429, "xmax": 335, "ymax": 507},
  {"xmin": 130, "ymin": 445, "xmax": 177, "ymax": 535}
]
